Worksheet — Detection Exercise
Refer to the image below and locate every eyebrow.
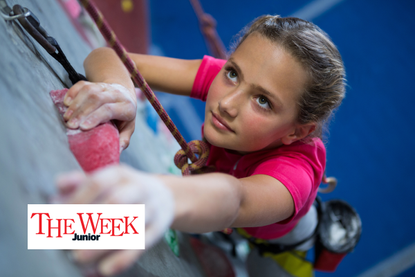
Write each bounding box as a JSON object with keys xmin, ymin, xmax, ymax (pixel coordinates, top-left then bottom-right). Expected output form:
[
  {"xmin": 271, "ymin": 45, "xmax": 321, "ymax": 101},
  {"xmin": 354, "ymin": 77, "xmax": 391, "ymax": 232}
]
[
  {"xmin": 228, "ymin": 58, "xmax": 244, "ymax": 81},
  {"xmin": 228, "ymin": 57, "xmax": 283, "ymax": 108},
  {"xmin": 252, "ymin": 85, "xmax": 283, "ymax": 107}
]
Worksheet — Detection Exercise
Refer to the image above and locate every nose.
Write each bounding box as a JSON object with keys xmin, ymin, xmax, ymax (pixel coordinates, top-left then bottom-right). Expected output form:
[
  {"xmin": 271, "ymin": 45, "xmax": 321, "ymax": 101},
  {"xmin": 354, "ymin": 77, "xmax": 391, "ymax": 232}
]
[{"xmin": 218, "ymin": 89, "xmax": 241, "ymax": 118}]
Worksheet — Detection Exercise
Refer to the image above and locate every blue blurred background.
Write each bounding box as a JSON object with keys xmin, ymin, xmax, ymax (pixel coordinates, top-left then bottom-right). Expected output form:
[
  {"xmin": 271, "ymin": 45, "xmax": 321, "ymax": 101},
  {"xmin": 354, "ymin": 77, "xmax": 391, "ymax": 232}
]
[{"xmin": 148, "ymin": 0, "xmax": 415, "ymax": 276}]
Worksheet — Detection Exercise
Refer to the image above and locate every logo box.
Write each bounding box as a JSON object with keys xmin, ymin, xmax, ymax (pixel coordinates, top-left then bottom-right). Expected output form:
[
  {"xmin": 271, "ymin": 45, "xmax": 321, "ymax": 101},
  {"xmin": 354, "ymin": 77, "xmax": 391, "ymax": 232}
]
[{"xmin": 28, "ymin": 204, "xmax": 145, "ymax": 250}]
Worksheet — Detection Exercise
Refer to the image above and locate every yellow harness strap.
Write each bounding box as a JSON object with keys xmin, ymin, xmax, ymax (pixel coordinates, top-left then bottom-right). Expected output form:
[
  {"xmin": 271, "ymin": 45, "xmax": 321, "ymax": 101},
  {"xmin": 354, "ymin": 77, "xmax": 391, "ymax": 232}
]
[{"xmin": 236, "ymin": 228, "xmax": 314, "ymax": 277}]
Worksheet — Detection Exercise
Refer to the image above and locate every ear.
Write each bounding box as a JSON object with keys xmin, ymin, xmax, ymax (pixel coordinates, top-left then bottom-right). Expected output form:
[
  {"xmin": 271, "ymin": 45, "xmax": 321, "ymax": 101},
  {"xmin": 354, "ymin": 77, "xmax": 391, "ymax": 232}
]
[{"xmin": 281, "ymin": 123, "xmax": 316, "ymax": 145}]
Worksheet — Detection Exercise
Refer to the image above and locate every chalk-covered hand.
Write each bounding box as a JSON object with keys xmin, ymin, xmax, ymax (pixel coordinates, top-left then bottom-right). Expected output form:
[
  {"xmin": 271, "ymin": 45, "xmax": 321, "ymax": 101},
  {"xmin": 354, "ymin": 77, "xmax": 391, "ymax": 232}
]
[
  {"xmin": 54, "ymin": 164, "xmax": 175, "ymax": 276},
  {"xmin": 63, "ymin": 81, "xmax": 137, "ymax": 152}
]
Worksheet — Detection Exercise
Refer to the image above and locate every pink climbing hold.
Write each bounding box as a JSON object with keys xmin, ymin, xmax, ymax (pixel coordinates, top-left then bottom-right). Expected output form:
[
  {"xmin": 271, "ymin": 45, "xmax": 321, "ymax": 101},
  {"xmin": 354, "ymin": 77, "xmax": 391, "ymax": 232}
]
[{"xmin": 50, "ymin": 88, "xmax": 120, "ymax": 172}]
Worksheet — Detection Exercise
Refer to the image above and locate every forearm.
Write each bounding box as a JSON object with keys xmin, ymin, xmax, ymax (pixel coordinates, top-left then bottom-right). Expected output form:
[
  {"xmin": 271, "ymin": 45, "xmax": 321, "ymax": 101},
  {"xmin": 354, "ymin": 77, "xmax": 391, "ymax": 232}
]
[
  {"xmin": 159, "ymin": 173, "xmax": 243, "ymax": 233},
  {"xmin": 84, "ymin": 47, "xmax": 135, "ymax": 93},
  {"xmin": 84, "ymin": 47, "xmax": 202, "ymax": 96},
  {"xmin": 129, "ymin": 53, "xmax": 202, "ymax": 96}
]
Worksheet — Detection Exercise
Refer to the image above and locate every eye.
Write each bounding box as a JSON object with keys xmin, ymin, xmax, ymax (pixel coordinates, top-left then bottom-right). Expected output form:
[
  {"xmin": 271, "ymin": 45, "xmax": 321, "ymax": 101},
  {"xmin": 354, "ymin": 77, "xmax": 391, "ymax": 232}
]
[
  {"xmin": 256, "ymin": 95, "xmax": 271, "ymax": 110},
  {"xmin": 226, "ymin": 69, "xmax": 238, "ymax": 82}
]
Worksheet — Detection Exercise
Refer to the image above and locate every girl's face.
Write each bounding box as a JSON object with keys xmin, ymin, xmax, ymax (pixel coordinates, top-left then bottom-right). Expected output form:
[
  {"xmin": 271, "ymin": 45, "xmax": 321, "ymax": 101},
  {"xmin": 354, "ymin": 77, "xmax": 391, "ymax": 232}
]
[{"xmin": 204, "ymin": 33, "xmax": 311, "ymax": 153}]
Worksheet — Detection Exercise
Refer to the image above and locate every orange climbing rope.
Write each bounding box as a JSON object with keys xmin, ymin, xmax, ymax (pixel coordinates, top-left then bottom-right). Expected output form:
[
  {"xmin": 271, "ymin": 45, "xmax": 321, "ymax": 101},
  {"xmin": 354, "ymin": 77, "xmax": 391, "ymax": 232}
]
[
  {"xmin": 189, "ymin": 0, "xmax": 227, "ymax": 59},
  {"xmin": 80, "ymin": 0, "xmax": 209, "ymax": 175}
]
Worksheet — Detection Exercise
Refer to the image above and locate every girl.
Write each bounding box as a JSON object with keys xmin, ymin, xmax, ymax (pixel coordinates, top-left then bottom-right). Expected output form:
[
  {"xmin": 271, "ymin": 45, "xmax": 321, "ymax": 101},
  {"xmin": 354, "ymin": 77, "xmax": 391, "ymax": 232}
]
[{"xmin": 56, "ymin": 15, "xmax": 345, "ymax": 276}]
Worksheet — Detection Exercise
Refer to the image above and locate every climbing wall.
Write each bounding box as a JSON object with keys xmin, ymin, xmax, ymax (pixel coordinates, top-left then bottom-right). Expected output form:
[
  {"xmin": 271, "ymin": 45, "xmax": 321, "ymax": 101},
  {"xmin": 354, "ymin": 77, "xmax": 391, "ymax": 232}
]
[{"xmin": 0, "ymin": 0, "xmax": 206, "ymax": 276}]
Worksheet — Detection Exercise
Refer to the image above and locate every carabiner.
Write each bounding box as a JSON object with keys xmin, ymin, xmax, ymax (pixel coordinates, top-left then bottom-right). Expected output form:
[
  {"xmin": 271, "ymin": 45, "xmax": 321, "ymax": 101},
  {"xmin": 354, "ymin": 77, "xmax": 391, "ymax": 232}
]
[
  {"xmin": 0, "ymin": 8, "xmax": 30, "ymax": 20},
  {"xmin": 13, "ymin": 4, "xmax": 56, "ymax": 54},
  {"xmin": 11, "ymin": 4, "xmax": 86, "ymax": 84}
]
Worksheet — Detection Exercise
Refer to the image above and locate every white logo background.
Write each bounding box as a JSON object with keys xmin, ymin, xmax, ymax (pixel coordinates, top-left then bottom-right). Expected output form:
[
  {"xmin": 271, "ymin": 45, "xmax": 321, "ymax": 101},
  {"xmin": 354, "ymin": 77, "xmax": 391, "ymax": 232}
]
[{"xmin": 28, "ymin": 204, "xmax": 145, "ymax": 250}]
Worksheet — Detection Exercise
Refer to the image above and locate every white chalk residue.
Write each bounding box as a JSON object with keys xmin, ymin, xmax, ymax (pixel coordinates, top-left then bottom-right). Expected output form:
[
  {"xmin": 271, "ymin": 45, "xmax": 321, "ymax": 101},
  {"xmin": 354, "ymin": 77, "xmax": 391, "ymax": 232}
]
[
  {"xmin": 328, "ymin": 221, "xmax": 347, "ymax": 245},
  {"xmin": 328, "ymin": 215, "xmax": 360, "ymax": 246},
  {"xmin": 66, "ymin": 128, "xmax": 82, "ymax": 135}
]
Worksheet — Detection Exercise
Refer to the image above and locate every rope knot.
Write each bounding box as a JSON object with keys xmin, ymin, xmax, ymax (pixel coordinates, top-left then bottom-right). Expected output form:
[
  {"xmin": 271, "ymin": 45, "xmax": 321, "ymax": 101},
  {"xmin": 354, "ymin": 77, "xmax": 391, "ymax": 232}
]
[{"xmin": 174, "ymin": 140, "xmax": 210, "ymax": 175}]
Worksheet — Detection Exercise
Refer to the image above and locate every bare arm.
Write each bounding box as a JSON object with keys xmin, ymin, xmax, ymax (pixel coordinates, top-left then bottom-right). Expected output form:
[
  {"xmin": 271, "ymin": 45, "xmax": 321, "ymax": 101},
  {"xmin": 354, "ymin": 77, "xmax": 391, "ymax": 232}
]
[
  {"xmin": 128, "ymin": 53, "xmax": 202, "ymax": 96},
  {"xmin": 83, "ymin": 48, "xmax": 135, "ymax": 92},
  {"xmin": 160, "ymin": 172, "xmax": 294, "ymax": 233},
  {"xmin": 56, "ymin": 165, "xmax": 294, "ymax": 275},
  {"xmin": 84, "ymin": 47, "xmax": 202, "ymax": 96},
  {"xmin": 57, "ymin": 167, "xmax": 294, "ymax": 233}
]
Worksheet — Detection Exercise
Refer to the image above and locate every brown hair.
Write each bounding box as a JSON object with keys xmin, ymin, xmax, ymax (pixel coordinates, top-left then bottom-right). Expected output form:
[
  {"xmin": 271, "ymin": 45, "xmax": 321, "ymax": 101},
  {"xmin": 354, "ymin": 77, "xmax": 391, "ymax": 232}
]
[{"xmin": 232, "ymin": 15, "xmax": 346, "ymax": 140}]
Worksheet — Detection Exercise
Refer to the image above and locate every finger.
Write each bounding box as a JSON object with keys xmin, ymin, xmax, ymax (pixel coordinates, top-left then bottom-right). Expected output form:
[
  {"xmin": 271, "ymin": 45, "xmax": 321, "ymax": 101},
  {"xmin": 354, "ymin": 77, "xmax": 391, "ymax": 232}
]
[
  {"xmin": 65, "ymin": 83, "xmax": 127, "ymax": 126},
  {"xmin": 143, "ymin": 187, "xmax": 175, "ymax": 248},
  {"xmin": 144, "ymin": 220, "xmax": 161, "ymax": 248},
  {"xmin": 145, "ymin": 207, "xmax": 174, "ymax": 248},
  {"xmin": 78, "ymin": 101, "xmax": 136, "ymax": 131},
  {"xmin": 67, "ymin": 166, "xmax": 126, "ymax": 204},
  {"xmin": 64, "ymin": 85, "xmax": 107, "ymax": 128},
  {"xmin": 64, "ymin": 80, "xmax": 89, "ymax": 106},
  {"xmin": 72, "ymin": 249, "xmax": 112, "ymax": 265},
  {"xmin": 102, "ymin": 181, "xmax": 147, "ymax": 205},
  {"xmin": 67, "ymin": 86, "xmax": 136, "ymax": 129},
  {"xmin": 78, "ymin": 104, "xmax": 114, "ymax": 130},
  {"xmin": 52, "ymin": 171, "xmax": 87, "ymax": 203},
  {"xmin": 97, "ymin": 250, "xmax": 142, "ymax": 276},
  {"xmin": 118, "ymin": 120, "xmax": 135, "ymax": 152},
  {"xmin": 99, "ymin": 165, "xmax": 155, "ymax": 205},
  {"xmin": 56, "ymin": 171, "xmax": 86, "ymax": 194}
]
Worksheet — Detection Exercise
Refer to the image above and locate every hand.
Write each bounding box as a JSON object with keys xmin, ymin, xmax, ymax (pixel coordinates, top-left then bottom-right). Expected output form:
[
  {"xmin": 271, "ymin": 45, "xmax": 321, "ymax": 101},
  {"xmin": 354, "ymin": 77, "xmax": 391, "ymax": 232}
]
[
  {"xmin": 54, "ymin": 164, "xmax": 175, "ymax": 276},
  {"xmin": 63, "ymin": 81, "xmax": 137, "ymax": 152}
]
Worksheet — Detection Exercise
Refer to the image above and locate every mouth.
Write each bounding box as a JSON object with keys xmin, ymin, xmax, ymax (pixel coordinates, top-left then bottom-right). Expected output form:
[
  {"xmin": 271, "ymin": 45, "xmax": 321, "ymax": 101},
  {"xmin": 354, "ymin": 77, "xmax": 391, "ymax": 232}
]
[{"xmin": 211, "ymin": 112, "xmax": 235, "ymax": 133}]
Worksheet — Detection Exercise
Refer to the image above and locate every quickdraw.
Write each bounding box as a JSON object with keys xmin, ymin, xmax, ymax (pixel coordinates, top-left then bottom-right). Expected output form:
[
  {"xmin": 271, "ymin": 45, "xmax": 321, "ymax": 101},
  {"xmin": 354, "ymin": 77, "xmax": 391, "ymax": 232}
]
[
  {"xmin": 1, "ymin": 1, "xmax": 86, "ymax": 86},
  {"xmin": 13, "ymin": 4, "xmax": 86, "ymax": 85}
]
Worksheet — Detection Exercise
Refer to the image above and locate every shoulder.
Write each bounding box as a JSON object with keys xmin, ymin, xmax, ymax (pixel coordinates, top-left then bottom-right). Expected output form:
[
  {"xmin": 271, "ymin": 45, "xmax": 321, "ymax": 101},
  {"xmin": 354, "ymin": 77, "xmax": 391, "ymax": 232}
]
[
  {"xmin": 196, "ymin": 55, "xmax": 227, "ymax": 84},
  {"xmin": 190, "ymin": 56, "xmax": 227, "ymax": 101},
  {"xmin": 200, "ymin": 55, "xmax": 227, "ymax": 70},
  {"xmin": 249, "ymin": 139, "xmax": 326, "ymax": 219},
  {"xmin": 246, "ymin": 138, "xmax": 326, "ymax": 188},
  {"xmin": 250, "ymin": 138, "xmax": 325, "ymax": 172},
  {"xmin": 280, "ymin": 138, "xmax": 326, "ymax": 167}
]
